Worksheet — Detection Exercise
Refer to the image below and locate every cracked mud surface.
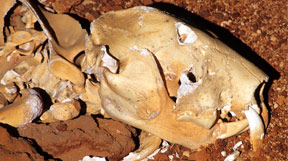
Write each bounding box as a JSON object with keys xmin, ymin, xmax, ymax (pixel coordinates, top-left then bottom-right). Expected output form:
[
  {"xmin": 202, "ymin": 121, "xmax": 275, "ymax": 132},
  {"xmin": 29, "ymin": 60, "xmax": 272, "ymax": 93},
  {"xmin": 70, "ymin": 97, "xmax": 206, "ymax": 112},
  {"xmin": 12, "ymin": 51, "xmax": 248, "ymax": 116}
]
[{"xmin": 1, "ymin": 0, "xmax": 287, "ymax": 160}]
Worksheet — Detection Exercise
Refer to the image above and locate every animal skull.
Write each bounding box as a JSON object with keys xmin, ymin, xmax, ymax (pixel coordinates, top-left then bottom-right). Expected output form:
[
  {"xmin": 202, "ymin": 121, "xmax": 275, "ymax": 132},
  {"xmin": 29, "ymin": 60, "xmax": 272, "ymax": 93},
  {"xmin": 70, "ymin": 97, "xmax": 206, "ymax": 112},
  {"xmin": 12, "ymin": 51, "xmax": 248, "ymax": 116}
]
[
  {"xmin": 0, "ymin": 1, "xmax": 270, "ymax": 159},
  {"xmin": 84, "ymin": 6, "xmax": 269, "ymax": 159}
]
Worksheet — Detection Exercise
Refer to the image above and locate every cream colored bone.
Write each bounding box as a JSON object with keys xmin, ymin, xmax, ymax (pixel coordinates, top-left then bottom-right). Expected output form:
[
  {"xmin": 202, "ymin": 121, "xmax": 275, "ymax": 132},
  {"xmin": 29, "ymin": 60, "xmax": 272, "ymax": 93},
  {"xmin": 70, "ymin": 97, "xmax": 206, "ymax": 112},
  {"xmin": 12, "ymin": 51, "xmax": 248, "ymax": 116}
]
[
  {"xmin": 0, "ymin": 88, "xmax": 43, "ymax": 127},
  {"xmin": 40, "ymin": 99, "xmax": 81, "ymax": 123},
  {"xmin": 97, "ymin": 48, "xmax": 219, "ymax": 150},
  {"xmin": 0, "ymin": 29, "xmax": 46, "ymax": 80},
  {"xmin": 80, "ymin": 79, "xmax": 103, "ymax": 115},
  {"xmin": 48, "ymin": 56, "xmax": 85, "ymax": 94},
  {"xmin": 20, "ymin": 0, "xmax": 87, "ymax": 62},
  {"xmin": 0, "ymin": 0, "xmax": 15, "ymax": 45},
  {"xmin": 29, "ymin": 47, "xmax": 80, "ymax": 103},
  {"xmin": 123, "ymin": 132, "xmax": 162, "ymax": 161},
  {"xmin": 0, "ymin": 83, "xmax": 18, "ymax": 102},
  {"xmin": 0, "ymin": 93, "xmax": 8, "ymax": 108},
  {"xmin": 88, "ymin": 6, "xmax": 269, "ymax": 156}
]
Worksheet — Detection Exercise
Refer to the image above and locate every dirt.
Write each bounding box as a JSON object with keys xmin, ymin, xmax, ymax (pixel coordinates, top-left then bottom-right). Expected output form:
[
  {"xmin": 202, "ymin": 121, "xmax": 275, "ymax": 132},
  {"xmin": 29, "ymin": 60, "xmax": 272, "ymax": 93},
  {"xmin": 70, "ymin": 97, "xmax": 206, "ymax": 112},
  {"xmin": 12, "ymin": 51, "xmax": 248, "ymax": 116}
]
[
  {"xmin": 18, "ymin": 115, "xmax": 137, "ymax": 161},
  {"xmin": 1, "ymin": 0, "xmax": 287, "ymax": 160},
  {"xmin": 0, "ymin": 124, "xmax": 47, "ymax": 161}
]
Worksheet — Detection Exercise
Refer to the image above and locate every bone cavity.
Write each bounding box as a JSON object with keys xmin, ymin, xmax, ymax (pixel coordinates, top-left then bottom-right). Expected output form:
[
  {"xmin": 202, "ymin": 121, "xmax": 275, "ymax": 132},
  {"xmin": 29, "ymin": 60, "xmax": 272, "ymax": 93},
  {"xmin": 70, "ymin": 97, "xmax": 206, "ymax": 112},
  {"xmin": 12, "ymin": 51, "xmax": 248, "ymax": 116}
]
[
  {"xmin": 100, "ymin": 46, "xmax": 119, "ymax": 73},
  {"xmin": 176, "ymin": 70, "xmax": 202, "ymax": 102},
  {"xmin": 175, "ymin": 22, "xmax": 198, "ymax": 45}
]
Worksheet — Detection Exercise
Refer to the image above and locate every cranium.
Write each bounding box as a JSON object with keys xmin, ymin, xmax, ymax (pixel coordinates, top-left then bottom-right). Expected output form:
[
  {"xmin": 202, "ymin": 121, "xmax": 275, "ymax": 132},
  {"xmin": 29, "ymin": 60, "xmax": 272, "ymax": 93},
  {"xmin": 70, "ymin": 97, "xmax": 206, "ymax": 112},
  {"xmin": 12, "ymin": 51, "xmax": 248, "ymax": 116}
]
[
  {"xmin": 0, "ymin": 1, "xmax": 270, "ymax": 159},
  {"xmin": 84, "ymin": 6, "xmax": 269, "ymax": 159}
]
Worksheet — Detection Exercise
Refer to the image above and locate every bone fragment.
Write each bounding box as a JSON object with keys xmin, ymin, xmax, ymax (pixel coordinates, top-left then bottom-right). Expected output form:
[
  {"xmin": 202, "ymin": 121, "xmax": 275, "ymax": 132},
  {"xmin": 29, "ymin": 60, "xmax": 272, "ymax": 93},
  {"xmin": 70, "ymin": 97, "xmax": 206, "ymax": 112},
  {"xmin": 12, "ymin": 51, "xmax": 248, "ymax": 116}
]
[
  {"xmin": 20, "ymin": 0, "xmax": 87, "ymax": 62},
  {"xmin": 48, "ymin": 56, "xmax": 85, "ymax": 94},
  {"xmin": 123, "ymin": 133, "xmax": 162, "ymax": 161},
  {"xmin": 0, "ymin": 0, "xmax": 15, "ymax": 45},
  {"xmin": 0, "ymin": 93, "xmax": 7, "ymax": 108},
  {"xmin": 80, "ymin": 79, "xmax": 102, "ymax": 115},
  {"xmin": 0, "ymin": 89, "xmax": 43, "ymax": 127},
  {"xmin": 40, "ymin": 99, "xmax": 81, "ymax": 123},
  {"xmin": 81, "ymin": 156, "xmax": 107, "ymax": 161},
  {"xmin": 224, "ymin": 150, "xmax": 240, "ymax": 161},
  {"xmin": 0, "ymin": 83, "xmax": 18, "ymax": 102}
]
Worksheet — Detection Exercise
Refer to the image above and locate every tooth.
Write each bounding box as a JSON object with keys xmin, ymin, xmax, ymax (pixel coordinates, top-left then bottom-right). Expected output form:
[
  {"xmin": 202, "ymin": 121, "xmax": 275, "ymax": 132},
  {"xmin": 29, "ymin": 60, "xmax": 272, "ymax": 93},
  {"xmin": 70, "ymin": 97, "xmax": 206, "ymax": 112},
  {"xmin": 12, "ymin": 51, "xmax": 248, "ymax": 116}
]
[{"xmin": 244, "ymin": 107, "xmax": 265, "ymax": 154}]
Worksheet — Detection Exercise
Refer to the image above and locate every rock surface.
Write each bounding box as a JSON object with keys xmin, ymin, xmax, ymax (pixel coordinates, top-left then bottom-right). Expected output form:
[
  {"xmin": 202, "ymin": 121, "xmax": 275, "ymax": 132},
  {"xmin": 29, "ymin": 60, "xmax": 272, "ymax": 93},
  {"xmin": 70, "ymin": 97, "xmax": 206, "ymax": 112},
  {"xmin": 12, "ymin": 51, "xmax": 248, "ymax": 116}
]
[{"xmin": 18, "ymin": 115, "xmax": 137, "ymax": 161}]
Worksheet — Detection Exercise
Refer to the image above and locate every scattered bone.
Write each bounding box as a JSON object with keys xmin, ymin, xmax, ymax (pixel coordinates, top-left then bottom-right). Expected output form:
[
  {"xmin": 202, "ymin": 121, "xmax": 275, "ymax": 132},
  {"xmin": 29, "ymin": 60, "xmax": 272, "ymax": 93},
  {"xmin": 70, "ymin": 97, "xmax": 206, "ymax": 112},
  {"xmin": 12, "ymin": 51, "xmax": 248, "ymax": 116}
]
[
  {"xmin": 0, "ymin": 83, "xmax": 18, "ymax": 102},
  {"xmin": 232, "ymin": 141, "xmax": 243, "ymax": 151},
  {"xmin": 168, "ymin": 155, "xmax": 174, "ymax": 161},
  {"xmin": 20, "ymin": 0, "xmax": 87, "ymax": 62},
  {"xmin": 80, "ymin": 156, "xmax": 106, "ymax": 161},
  {"xmin": 0, "ymin": 0, "xmax": 15, "ymax": 45},
  {"xmin": 40, "ymin": 99, "xmax": 81, "ymax": 123},
  {"xmin": 160, "ymin": 140, "xmax": 170, "ymax": 153},
  {"xmin": 0, "ymin": 89, "xmax": 43, "ymax": 127},
  {"xmin": 224, "ymin": 150, "xmax": 240, "ymax": 161},
  {"xmin": 123, "ymin": 132, "xmax": 162, "ymax": 161},
  {"xmin": 0, "ymin": 93, "xmax": 7, "ymax": 108},
  {"xmin": 221, "ymin": 151, "xmax": 227, "ymax": 157},
  {"xmin": 48, "ymin": 56, "xmax": 85, "ymax": 94},
  {"xmin": 146, "ymin": 148, "xmax": 160, "ymax": 160},
  {"xmin": 0, "ymin": 29, "xmax": 46, "ymax": 80}
]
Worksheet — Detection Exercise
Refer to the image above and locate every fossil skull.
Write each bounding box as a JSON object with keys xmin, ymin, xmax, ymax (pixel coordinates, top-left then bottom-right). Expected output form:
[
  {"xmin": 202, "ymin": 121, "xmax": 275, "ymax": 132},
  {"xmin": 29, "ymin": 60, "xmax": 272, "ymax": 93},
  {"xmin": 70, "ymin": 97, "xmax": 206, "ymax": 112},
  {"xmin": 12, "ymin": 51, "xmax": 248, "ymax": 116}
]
[{"xmin": 85, "ymin": 6, "xmax": 269, "ymax": 159}]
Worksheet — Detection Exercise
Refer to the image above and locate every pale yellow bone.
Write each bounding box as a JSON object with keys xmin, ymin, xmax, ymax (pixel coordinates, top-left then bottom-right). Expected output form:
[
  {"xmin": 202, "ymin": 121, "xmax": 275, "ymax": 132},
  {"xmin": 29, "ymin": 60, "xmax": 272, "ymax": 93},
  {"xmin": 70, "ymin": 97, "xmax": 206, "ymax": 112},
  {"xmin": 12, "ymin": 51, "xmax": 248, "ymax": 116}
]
[
  {"xmin": 98, "ymin": 49, "xmax": 219, "ymax": 151},
  {"xmin": 48, "ymin": 56, "xmax": 85, "ymax": 94},
  {"xmin": 20, "ymin": 0, "xmax": 87, "ymax": 62},
  {"xmin": 0, "ymin": 83, "xmax": 18, "ymax": 102},
  {"xmin": 0, "ymin": 89, "xmax": 43, "ymax": 127},
  {"xmin": 88, "ymin": 6, "xmax": 269, "ymax": 156},
  {"xmin": 80, "ymin": 79, "xmax": 102, "ymax": 115},
  {"xmin": 40, "ymin": 99, "xmax": 81, "ymax": 123},
  {"xmin": 0, "ymin": 93, "xmax": 8, "ymax": 108},
  {"xmin": 90, "ymin": 6, "xmax": 268, "ymax": 121},
  {"xmin": 123, "ymin": 132, "xmax": 162, "ymax": 161},
  {"xmin": 176, "ymin": 108, "xmax": 218, "ymax": 129},
  {"xmin": 0, "ymin": 29, "xmax": 46, "ymax": 79},
  {"xmin": 217, "ymin": 119, "xmax": 249, "ymax": 139},
  {"xmin": 0, "ymin": 0, "xmax": 15, "ymax": 45}
]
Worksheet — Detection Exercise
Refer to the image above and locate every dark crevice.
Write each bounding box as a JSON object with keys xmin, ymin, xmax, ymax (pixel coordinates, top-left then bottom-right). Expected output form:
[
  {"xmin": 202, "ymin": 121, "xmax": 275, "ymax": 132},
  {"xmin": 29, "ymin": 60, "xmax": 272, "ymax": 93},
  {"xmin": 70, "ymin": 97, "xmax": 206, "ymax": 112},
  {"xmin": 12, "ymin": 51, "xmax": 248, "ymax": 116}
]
[
  {"xmin": 187, "ymin": 72, "xmax": 197, "ymax": 83},
  {"xmin": 20, "ymin": 136, "xmax": 61, "ymax": 160}
]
